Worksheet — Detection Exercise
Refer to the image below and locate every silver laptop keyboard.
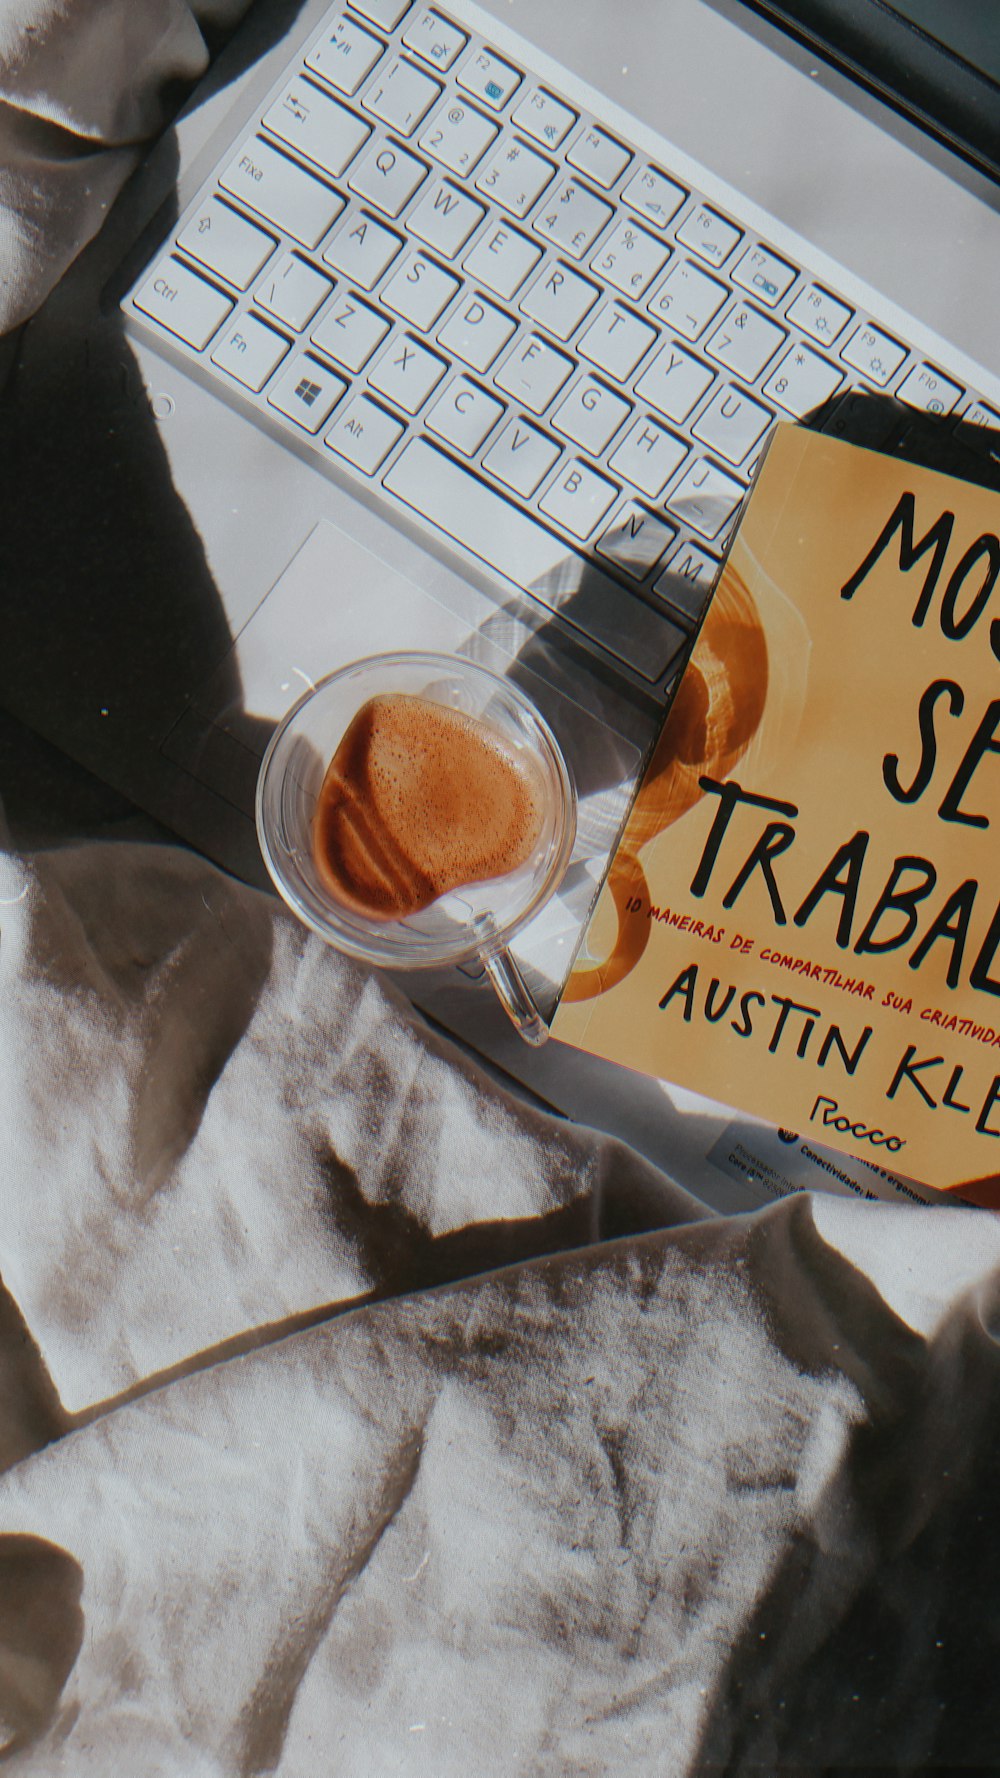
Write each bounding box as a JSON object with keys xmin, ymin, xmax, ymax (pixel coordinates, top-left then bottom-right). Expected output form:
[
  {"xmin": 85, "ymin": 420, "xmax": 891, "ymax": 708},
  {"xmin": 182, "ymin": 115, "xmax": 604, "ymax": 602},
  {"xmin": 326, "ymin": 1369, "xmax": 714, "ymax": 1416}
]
[{"xmin": 126, "ymin": 0, "xmax": 999, "ymax": 690}]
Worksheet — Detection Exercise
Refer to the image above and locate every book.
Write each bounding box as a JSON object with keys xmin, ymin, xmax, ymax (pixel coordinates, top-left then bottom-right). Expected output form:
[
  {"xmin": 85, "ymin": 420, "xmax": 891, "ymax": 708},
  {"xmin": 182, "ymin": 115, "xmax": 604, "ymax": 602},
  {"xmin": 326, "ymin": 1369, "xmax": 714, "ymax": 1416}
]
[{"xmin": 552, "ymin": 423, "xmax": 1000, "ymax": 1201}]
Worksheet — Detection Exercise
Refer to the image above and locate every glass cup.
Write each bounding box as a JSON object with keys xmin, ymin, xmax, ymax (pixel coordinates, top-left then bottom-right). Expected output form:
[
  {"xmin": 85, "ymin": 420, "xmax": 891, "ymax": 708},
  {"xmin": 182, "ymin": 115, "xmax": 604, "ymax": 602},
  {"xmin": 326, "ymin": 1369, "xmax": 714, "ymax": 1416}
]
[{"xmin": 255, "ymin": 651, "xmax": 577, "ymax": 1044}]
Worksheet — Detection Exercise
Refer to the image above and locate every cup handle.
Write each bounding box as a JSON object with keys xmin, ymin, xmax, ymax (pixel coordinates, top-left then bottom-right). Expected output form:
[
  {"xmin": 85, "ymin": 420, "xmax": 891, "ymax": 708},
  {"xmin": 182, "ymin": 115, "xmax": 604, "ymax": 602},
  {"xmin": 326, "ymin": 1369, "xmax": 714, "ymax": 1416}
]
[{"xmin": 481, "ymin": 946, "xmax": 549, "ymax": 1046}]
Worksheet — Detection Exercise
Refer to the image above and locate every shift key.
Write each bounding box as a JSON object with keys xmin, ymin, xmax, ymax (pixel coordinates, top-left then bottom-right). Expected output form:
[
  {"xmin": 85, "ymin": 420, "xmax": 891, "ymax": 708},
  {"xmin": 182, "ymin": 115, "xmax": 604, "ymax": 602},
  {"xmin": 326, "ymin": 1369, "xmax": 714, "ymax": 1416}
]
[{"xmin": 383, "ymin": 439, "xmax": 684, "ymax": 680}]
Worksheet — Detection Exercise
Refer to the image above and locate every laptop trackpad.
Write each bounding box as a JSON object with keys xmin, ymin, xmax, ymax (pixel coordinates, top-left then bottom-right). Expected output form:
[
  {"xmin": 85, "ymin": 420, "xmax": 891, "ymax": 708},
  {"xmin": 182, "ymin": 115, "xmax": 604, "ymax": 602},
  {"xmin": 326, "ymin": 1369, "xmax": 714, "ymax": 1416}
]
[{"xmin": 162, "ymin": 515, "xmax": 647, "ymax": 852}]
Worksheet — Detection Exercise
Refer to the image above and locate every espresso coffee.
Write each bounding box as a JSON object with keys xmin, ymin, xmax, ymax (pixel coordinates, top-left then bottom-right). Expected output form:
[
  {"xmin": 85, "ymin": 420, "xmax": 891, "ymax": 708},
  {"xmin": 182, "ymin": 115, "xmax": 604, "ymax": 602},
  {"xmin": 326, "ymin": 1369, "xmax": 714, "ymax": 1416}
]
[{"xmin": 312, "ymin": 692, "xmax": 547, "ymax": 920}]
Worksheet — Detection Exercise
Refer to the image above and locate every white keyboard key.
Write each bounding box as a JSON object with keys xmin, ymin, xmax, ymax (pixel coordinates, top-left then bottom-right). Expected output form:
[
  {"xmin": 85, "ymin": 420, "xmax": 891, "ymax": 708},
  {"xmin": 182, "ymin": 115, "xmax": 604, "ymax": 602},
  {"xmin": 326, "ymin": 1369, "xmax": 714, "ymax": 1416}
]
[
  {"xmin": 732, "ymin": 241, "xmax": 796, "ymax": 307},
  {"xmin": 534, "ymin": 179, "xmax": 614, "ymax": 258},
  {"xmin": 426, "ymin": 375, "xmax": 505, "ymax": 453},
  {"xmin": 482, "ymin": 417, "xmax": 560, "ymax": 496},
  {"xmin": 896, "ymin": 362, "xmax": 963, "ymax": 416},
  {"xmin": 552, "ymin": 376, "xmax": 630, "ymax": 454},
  {"xmin": 380, "ymin": 251, "xmax": 460, "ymax": 329},
  {"xmin": 635, "ymin": 339, "xmax": 714, "ymax": 422},
  {"xmin": 437, "ymin": 292, "xmax": 516, "ymax": 371},
  {"xmin": 590, "ymin": 218, "xmax": 669, "ymax": 300},
  {"xmin": 762, "ymin": 342, "xmax": 843, "ymax": 416},
  {"xmin": 268, "ymin": 352, "xmax": 347, "ymax": 431},
  {"xmin": 384, "ymin": 439, "xmax": 679, "ymax": 677},
  {"xmin": 705, "ymin": 301, "xmax": 785, "ymax": 382},
  {"xmin": 133, "ymin": 257, "xmax": 233, "ymax": 349},
  {"xmin": 363, "ymin": 55, "xmax": 441, "ymax": 135},
  {"xmin": 622, "ymin": 164, "xmax": 685, "ymax": 229},
  {"xmin": 348, "ymin": 139, "xmax": 428, "ymax": 216},
  {"xmin": 577, "ymin": 303, "xmax": 657, "ymax": 380},
  {"xmin": 786, "ymin": 282, "xmax": 853, "ymax": 346},
  {"xmin": 407, "ymin": 179, "xmax": 484, "ymax": 257},
  {"xmin": 539, "ymin": 459, "xmax": 618, "ymax": 540},
  {"xmin": 255, "ymin": 252, "xmax": 332, "ymax": 330},
  {"xmin": 647, "ymin": 258, "xmax": 727, "ymax": 340},
  {"xmin": 368, "ymin": 333, "xmax": 446, "ymax": 410},
  {"xmin": 322, "ymin": 209, "xmax": 402, "ymax": 288},
  {"xmin": 402, "ymin": 8, "xmax": 467, "ymax": 69},
  {"xmin": 305, "ymin": 16, "xmax": 383, "ymax": 95},
  {"xmin": 567, "ymin": 126, "xmax": 631, "ymax": 189},
  {"xmin": 462, "ymin": 221, "xmax": 540, "ymax": 299},
  {"xmin": 608, "ymin": 413, "xmax": 687, "ymax": 498},
  {"xmin": 597, "ymin": 502, "xmax": 676, "ymax": 578},
  {"xmin": 263, "ymin": 81, "xmax": 371, "ymax": 178},
  {"xmin": 419, "ymin": 97, "xmax": 498, "ymax": 174},
  {"xmin": 326, "ymin": 393, "xmax": 404, "ymax": 472},
  {"xmin": 655, "ymin": 541, "xmax": 720, "ymax": 621},
  {"xmin": 221, "ymin": 137, "xmax": 345, "ymax": 248},
  {"xmin": 350, "ymin": 0, "xmax": 411, "ymax": 27},
  {"xmin": 512, "ymin": 86, "xmax": 576, "ymax": 150},
  {"xmin": 839, "ymin": 321, "xmax": 907, "ymax": 387},
  {"xmin": 177, "ymin": 199, "xmax": 274, "ymax": 290},
  {"xmin": 457, "ymin": 47, "xmax": 521, "ymax": 110},
  {"xmin": 960, "ymin": 398, "xmax": 1000, "ymax": 431},
  {"xmin": 669, "ymin": 457, "xmax": 745, "ymax": 538},
  {"xmin": 692, "ymin": 385, "xmax": 773, "ymax": 464},
  {"xmin": 519, "ymin": 262, "xmax": 599, "ymax": 340},
  {"xmin": 475, "ymin": 137, "xmax": 555, "ymax": 218},
  {"xmin": 494, "ymin": 333, "xmax": 573, "ymax": 413},
  {"xmin": 311, "ymin": 291, "xmax": 390, "ymax": 371},
  {"xmin": 210, "ymin": 312, "xmax": 289, "ymax": 390},
  {"xmin": 675, "ymin": 203, "xmax": 742, "ymax": 267}
]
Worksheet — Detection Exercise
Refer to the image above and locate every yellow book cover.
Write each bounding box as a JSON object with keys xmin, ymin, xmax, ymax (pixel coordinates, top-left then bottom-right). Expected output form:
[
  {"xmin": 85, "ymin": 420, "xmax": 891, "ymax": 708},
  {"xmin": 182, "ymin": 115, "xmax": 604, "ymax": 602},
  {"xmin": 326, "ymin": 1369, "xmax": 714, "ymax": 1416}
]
[{"xmin": 553, "ymin": 423, "xmax": 1000, "ymax": 1200}]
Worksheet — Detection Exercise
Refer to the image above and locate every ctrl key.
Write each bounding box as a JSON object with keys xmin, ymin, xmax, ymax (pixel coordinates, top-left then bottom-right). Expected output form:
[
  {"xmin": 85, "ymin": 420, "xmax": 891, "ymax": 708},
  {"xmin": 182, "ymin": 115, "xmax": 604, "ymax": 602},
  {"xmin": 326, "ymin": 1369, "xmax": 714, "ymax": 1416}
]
[{"xmin": 132, "ymin": 256, "xmax": 233, "ymax": 349}]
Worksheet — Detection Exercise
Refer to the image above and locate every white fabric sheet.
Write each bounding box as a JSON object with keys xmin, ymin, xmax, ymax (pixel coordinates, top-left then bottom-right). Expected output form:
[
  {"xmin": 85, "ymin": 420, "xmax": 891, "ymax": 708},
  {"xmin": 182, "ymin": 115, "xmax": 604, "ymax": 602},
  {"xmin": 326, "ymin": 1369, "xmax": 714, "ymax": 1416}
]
[{"xmin": 0, "ymin": 834, "xmax": 999, "ymax": 1772}]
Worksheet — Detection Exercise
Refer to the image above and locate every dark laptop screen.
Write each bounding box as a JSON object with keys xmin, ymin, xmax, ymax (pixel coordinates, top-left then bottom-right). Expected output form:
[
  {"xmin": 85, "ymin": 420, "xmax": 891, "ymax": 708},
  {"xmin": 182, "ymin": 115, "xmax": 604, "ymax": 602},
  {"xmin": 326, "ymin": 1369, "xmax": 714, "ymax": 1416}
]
[{"xmin": 741, "ymin": 0, "xmax": 1000, "ymax": 183}]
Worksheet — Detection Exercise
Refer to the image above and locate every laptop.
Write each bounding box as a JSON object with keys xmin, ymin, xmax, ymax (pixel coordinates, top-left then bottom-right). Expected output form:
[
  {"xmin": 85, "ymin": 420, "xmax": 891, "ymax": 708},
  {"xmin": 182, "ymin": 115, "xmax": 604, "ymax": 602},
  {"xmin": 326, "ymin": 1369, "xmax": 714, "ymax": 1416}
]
[{"xmin": 2, "ymin": 0, "xmax": 999, "ymax": 1206}]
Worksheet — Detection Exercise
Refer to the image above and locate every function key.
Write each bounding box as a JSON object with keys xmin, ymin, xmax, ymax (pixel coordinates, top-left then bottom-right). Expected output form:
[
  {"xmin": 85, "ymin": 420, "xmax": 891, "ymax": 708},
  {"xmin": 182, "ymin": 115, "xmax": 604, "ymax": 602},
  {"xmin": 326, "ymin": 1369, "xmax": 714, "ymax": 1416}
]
[
  {"xmin": 567, "ymin": 125, "xmax": 632, "ymax": 190},
  {"xmin": 675, "ymin": 203, "xmax": 741, "ymax": 268},
  {"xmin": 362, "ymin": 55, "xmax": 441, "ymax": 134},
  {"xmin": 896, "ymin": 362, "xmax": 963, "ymax": 416},
  {"xmin": 402, "ymin": 8, "xmax": 467, "ymax": 68},
  {"xmin": 457, "ymin": 46, "xmax": 522, "ymax": 110},
  {"xmin": 839, "ymin": 321, "xmax": 907, "ymax": 387},
  {"xmin": 786, "ymin": 282, "xmax": 852, "ymax": 346},
  {"xmin": 348, "ymin": 0, "xmax": 412, "ymax": 28},
  {"xmin": 306, "ymin": 16, "xmax": 384, "ymax": 94},
  {"xmin": 732, "ymin": 241, "xmax": 796, "ymax": 307},
  {"xmin": 959, "ymin": 397, "xmax": 1000, "ymax": 433},
  {"xmin": 621, "ymin": 164, "xmax": 686, "ymax": 230},
  {"xmin": 512, "ymin": 86, "xmax": 577, "ymax": 150}
]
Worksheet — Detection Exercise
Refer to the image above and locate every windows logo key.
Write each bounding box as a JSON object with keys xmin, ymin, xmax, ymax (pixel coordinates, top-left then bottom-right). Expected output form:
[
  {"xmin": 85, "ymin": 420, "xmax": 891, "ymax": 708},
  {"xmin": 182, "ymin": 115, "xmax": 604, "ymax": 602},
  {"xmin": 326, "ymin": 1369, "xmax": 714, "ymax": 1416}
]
[{"xmin": 295, "ymin": 377, "xmax": 323, "ymax": 408}]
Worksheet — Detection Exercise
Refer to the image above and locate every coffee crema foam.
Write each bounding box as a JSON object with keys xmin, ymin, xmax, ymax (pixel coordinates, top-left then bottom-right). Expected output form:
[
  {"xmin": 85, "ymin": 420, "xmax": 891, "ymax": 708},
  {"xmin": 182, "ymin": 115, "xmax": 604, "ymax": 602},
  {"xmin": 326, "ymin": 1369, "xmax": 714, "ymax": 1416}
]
[{"xmin": 312, "ymin": 692, "xmax": 547, "ymax": 920}]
